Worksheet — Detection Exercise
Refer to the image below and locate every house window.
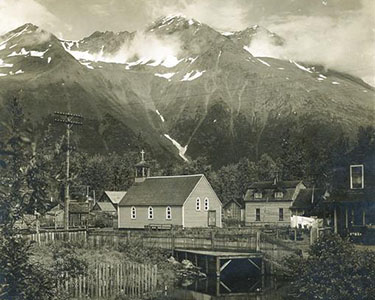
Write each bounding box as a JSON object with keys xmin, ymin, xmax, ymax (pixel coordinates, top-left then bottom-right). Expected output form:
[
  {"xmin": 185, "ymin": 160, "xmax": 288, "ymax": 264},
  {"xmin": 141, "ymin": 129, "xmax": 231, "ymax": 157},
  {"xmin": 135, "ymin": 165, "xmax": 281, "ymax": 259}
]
[
  {"xmin": 131, "ymin": 206, "xmax": 136, "ymax": 219},
  {"xmin": 275, "ymin": 192, "xmax": 283, "ymax": 198},
  {"xmin": 350, "ymin": 165, "xmax": 364, "ymax": 189},
  {"xmin": 279, "ymin": 208, "xmax": 284, "ymax": 221},
  {"xmin": 196, "ymin": 198, "xmax": 201, "ymax": 211},
  {"xmin": 256, "ymin": 208, "xmax": 260, "ymax": 221},
  {"xmin": 204, "ymin": 198, "xmax": 209, "ymax": 211},
  {"xmin": 148, "ymin": 206, "xmax": 154, "ymax": 219},
  {"xmin": 166, "ymin": 206, "xmax": 172, "ymax": 220},
  {"xmin": 254, "ymin": 192, "xmax": 262, "ymax": 199}
]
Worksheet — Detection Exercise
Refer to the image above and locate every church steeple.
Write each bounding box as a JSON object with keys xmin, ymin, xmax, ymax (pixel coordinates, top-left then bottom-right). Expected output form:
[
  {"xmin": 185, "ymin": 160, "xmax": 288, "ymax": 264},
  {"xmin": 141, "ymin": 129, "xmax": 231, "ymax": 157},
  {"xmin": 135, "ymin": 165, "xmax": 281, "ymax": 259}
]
[{"xmin": 134, "ymin": 150, "xmax": 150, "ymax": 183}]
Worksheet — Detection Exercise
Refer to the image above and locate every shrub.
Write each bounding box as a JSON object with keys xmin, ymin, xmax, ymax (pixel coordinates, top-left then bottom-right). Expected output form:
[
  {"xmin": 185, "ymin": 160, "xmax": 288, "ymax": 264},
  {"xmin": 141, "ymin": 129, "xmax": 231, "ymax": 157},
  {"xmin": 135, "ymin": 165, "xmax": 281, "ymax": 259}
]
[{"xmin": 286, "ymin": 233, "xmax": 375, "ymax": 300}]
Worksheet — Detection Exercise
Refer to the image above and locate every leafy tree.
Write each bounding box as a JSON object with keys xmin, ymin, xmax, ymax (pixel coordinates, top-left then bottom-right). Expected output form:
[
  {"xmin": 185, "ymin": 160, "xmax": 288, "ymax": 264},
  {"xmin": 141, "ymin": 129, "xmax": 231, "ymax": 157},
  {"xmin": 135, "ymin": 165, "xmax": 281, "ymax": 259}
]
[
  {"xmin": 0, "ymin": 98, "xmax": 55, "ymax": 299},
  {"xmin": 286, "ymin": 234, "xmax": 375, "ymax": 300},
  {"xmin": 0, "ymin": 235, "xmax": 55, "ymax": 300}
]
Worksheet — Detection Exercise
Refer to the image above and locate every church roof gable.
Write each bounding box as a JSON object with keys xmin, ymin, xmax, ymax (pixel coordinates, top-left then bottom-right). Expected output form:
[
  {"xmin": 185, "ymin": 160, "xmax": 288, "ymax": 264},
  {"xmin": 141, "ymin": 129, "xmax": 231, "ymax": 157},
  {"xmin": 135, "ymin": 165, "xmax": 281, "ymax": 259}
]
[{"xmin": 119, "ymin": 174, "xmax": 203, "ymax": 206}]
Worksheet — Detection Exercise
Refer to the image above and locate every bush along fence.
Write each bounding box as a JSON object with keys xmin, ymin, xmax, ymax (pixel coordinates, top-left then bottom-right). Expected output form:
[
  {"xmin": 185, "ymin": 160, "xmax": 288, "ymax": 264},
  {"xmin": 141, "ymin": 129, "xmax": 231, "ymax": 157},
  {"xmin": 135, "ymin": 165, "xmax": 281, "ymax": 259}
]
[{"xmin": 57, "ymin": 262, "xmax": 158, "ymax": 299}]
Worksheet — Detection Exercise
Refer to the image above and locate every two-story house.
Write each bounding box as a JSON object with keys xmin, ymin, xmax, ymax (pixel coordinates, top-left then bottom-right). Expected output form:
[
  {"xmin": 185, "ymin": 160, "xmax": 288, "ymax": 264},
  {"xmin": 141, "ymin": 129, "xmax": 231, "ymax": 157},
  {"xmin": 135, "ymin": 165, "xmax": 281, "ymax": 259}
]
[
  {"xmin": 244, "ymin": 178, "xmax": 306, "ymax": 227},
  {"xmin": 325, "ymin": 163, "xmax": 375, "ymax": 236}
]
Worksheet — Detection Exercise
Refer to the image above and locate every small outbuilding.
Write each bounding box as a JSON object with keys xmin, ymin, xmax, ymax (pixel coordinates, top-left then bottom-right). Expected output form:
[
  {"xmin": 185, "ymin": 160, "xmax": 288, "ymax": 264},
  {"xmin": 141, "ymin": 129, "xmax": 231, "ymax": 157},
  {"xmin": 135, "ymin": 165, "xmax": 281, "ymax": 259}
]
[
  {"xmin": 92, "ymin": 202, "xmax": 117, "ymax": 214},
  {"xmin": 223, "ymin": 200, "xmax": 244, "ymax": 222}
]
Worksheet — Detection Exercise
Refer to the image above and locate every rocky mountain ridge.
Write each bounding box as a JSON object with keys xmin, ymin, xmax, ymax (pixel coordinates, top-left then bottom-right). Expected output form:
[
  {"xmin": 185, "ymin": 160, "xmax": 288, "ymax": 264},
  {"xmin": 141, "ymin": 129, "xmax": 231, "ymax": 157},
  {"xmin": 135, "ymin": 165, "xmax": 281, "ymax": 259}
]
[{"xmin": 0, "ymin": 17, "xmax": 374, "ymax": 167}]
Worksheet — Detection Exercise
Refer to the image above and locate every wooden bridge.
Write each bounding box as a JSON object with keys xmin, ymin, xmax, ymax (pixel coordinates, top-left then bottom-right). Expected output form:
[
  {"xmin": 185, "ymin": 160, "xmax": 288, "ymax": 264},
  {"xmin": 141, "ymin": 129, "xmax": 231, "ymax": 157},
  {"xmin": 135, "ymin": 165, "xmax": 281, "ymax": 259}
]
[{"xmin": 174, "ymin": 248, "xmax": 264, "ymax": 278}]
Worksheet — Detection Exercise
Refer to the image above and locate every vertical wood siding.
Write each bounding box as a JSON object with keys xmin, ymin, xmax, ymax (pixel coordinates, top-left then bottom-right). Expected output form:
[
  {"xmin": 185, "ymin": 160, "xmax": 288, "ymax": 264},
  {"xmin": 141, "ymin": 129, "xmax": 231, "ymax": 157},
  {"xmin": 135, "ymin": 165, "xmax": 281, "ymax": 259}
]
[
  {"xmin": 118, "ymin": 206, "xmax": 182, "ymax": 228},
  {"xmin": 183, "ymin": 176, "xmax": 222, "ymax": 228},
  {"xmin": 223, "ymin": 202, "xmax": 241, "ymax": 220},
  {"xmin": 245, "ymin": 201, "xmax": 291, "ymax": 226}
]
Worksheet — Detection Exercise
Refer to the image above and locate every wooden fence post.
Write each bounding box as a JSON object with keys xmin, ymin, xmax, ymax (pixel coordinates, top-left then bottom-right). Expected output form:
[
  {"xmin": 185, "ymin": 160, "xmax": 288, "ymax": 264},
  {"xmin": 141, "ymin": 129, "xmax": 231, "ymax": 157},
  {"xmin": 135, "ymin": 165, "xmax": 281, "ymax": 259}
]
[{"xmin": 211, "ymin": 231, "xmax": 215, "ymax": 250}]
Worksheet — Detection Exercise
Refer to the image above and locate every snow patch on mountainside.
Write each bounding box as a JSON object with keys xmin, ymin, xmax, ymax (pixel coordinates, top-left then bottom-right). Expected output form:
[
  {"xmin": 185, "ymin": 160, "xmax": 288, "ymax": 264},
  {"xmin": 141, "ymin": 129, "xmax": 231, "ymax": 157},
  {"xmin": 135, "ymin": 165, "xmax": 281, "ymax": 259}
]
[
  {"xmin": 81, "ymin": 61, "xmax": 94, "ymax": 69},
  {"xmin": 243, "ymin": 46, "xmax": 252, "ymax": 54},
  {"xmin": 30, "ymin": 50, "xmax": 48, "ymax": 57},
  {"xmin": 161, "ymin": 56, "xmax": 182, "ymax": 68},
  {"xmin": 8, "ymin": 48, "xmax": 48, "ymax": 58},
  {"xmin": 186, "ymin": 56, "xmax": 198, "ymax": 64},
  {"xmin": 257, "ymin": 58, "xmax": 270, "ymax": 67},
  {"xmin": 61, "ymin": 30, "xmax": 182, "ymax": 70},
  {"xmin": 156, "ymin": 110, "xmax": 165, "ymax": 122},
  {"xmin": 181, "ymin": 70, "xmax": 206, "ymax": 81},
  {"xmin": 0, "ymin": 59, "xmax": 13, "ymax": 68},
  {"xmin": 291, "ymin": 60, "xmax": 312, "ymax": 73},
  {"xmin": 164, "ymin": 134, "xmax": 188, "ymax": 162},
  {"xmin": 155, "ymin": 72, "xmax": 175, "ymax": 80}
]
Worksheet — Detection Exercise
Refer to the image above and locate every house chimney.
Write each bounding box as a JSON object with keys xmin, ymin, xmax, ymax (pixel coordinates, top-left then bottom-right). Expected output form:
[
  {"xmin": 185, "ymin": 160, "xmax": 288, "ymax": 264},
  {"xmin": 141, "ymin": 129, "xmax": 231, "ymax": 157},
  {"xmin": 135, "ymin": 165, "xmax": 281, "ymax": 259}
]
[{"xmin": 273, "ymin": 172, "xmax": 280, "ymax": 185}]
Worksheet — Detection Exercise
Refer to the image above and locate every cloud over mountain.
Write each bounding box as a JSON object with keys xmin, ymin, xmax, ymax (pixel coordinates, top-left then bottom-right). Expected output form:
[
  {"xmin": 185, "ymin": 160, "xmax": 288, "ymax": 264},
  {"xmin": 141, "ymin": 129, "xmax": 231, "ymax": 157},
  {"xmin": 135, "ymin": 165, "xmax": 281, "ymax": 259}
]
[{"xmin": 248, "ymin": 0, "xmax": 375, "ymax": 86}]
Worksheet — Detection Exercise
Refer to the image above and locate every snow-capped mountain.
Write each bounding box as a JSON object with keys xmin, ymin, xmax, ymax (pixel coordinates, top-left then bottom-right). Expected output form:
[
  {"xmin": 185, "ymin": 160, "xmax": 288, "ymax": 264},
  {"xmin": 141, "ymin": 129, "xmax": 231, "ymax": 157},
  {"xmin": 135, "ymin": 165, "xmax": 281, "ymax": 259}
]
[{"xmin": 0, "ymin": 17, "xmax": 374, "ymax": 167}]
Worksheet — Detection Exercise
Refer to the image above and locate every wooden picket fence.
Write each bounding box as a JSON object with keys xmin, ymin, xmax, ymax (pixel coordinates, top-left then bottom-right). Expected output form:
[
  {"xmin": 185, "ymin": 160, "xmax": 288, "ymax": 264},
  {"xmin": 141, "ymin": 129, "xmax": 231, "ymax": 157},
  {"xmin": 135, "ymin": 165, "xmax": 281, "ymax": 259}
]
[
  {"xmin": 25, "ymin": 230, "xmax": 87, "ymax": 245},
  {"xmin": 57, "ymin": 262, "xmax": 158, "ymax": 299}
]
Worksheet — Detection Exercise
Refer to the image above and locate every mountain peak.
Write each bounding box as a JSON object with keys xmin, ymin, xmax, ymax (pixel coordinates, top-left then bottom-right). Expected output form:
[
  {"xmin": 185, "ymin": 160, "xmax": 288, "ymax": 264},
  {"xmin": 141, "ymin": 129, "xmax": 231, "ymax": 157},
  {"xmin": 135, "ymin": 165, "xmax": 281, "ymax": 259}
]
[
  {"xmin": 150, "ymin": 14, "xmax": 202, "ymax": 31},
  {"xmin": 10, "ymin": 23, "xmax": 40, "ymax": 35}
]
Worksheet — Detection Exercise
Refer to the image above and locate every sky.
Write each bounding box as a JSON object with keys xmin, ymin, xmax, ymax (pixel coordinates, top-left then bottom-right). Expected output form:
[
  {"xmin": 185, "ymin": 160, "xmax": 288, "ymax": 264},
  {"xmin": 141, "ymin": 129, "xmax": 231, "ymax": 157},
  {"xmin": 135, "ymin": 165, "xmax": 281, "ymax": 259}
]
[{"xmin": 0, "ymin": 0, "xmax": 374, "ymax": 85}]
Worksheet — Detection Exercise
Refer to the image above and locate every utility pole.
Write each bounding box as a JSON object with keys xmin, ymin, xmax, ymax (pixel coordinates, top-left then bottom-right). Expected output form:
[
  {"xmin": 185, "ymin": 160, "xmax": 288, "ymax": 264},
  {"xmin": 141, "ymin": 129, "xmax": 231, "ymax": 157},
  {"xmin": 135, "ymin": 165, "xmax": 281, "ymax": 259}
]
[{"xmin": 54, "ymin": 111, "xmax": 83, "ymax": 230}]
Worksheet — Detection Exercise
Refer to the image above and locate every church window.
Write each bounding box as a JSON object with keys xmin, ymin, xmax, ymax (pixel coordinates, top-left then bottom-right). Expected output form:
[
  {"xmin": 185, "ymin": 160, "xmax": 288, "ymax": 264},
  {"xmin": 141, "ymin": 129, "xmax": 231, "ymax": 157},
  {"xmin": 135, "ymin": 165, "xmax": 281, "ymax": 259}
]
[
  {"xmin": 148, "ymin": 206, "xmax": 154, "ymax": 219},
  {"xmin": 166, "ymin": 206, "xmax": 172, "ymax": 220},
  {"xmin": 131, "ymin": 206, "xmax": 136, "ymax": 219},
  {"xmin": 204, "ymin": 198, "xmax": 209, "ymax": 211},
  {"xmin": 196, "ymin": 198, "xmax": 201, "ymax": 211}
]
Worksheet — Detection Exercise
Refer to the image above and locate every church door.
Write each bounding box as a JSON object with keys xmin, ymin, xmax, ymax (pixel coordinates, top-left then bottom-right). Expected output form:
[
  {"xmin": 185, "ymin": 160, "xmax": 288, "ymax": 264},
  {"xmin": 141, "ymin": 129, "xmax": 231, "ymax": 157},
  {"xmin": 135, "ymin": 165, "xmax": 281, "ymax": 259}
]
[{"xmin": 208, "ymin": 210, "xmax": 216, "ymax": 227}]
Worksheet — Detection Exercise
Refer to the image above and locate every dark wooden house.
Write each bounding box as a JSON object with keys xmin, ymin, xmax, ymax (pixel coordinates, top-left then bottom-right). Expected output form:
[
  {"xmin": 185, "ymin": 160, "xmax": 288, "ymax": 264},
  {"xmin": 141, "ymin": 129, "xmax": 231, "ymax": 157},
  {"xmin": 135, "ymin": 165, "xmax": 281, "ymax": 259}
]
[
  {"xmin": 290, "ymin": 188, "xmax": 327, "ymax": 217},
  {"xmin": 325, "ymin": 163, "xmax": 375, "ymax": 238},
  {"xmin": 69, "ymin": 201, "xmax": 89, "ymax": 227}
]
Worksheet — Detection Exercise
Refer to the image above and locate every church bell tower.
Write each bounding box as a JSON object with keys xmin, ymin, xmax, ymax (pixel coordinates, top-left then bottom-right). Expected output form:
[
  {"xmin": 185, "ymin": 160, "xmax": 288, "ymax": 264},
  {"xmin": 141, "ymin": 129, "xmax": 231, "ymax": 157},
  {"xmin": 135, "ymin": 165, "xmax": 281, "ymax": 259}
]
[{"xmin": 134, "ymin": 150, "xmax": 150, "ymax": 183}]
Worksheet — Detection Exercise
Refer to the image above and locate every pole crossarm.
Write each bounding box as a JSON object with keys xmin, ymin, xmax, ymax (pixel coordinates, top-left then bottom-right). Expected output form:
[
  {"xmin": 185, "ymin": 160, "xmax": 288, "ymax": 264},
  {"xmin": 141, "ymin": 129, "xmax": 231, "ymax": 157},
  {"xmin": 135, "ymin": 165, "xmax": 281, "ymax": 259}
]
[
  {"xmin": 54, "ymin": 111, "xmax": 83, "ymax": 118},
  {"xmin": 54, "ymin": 119, "xmax": 83, "ymax": 126}
]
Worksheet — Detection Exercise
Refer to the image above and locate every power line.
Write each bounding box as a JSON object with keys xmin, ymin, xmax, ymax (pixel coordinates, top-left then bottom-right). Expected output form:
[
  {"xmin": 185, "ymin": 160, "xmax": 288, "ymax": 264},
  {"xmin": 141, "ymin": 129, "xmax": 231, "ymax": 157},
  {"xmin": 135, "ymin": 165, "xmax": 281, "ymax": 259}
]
[{"xmin": 54, "ymin": 111, "xmax": 83, "ymax": 230}]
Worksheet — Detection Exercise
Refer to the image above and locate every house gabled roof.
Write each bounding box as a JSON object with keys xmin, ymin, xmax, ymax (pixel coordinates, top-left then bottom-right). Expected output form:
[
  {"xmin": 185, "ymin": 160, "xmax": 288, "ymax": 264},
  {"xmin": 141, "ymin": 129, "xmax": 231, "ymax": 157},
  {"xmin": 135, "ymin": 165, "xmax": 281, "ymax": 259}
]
[
  {"xmin": 223, "ymin": 199, "xmax": 244, "ymax": 209},
  {"xmin": 244, "ymin": 180, "xmax": 304, "ymax": 202},
  {"xmin": 119, "ymin": 174, "xmax": 204, "ymax": 206},
  {"xmin": 103, "ymin": 191, "xmax": 127, "ymax": 204},
  {"xmin": 93, "ymin": 202, "xmax": 116, "ymax": 213},
  {"xmin": 248, "ymin": 180, "xmax": 302, "ymax": 190},
  {"xmin": 46, "ymin": 204, "xmax": 63, "ymax": 215},
  {"xmin": 291, "ymin": 188, "xmax": 325, "ymax": 210}
]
